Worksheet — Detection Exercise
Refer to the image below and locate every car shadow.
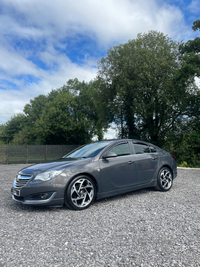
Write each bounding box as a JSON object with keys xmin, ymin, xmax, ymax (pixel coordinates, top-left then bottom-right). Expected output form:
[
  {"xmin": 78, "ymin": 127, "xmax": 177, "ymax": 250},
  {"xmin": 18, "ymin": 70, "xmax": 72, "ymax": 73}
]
[
  {"xmin": 94, "ymin": 187, "xmax": 157, "ymax": 206},
  {"xmin": 8, "ymin": 200, "xmax": 65, "ymax": 212},
  {"xmin": 8, "ymin": 187, "xmax": 158, "ymax": 212}
]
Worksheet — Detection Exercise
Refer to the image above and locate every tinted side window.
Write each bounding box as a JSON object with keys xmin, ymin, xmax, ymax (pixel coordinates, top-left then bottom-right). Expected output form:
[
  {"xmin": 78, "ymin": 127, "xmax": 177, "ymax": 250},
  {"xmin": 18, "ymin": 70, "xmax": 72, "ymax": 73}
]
[
  {"xmin": 109, "ymin": 143, "xmax": 130, "ymax": 156},
  {"xmin": 149, "ymin": 146, "xmax": 157, "ymax": 153},
  {"xmin": 133, "ymin": 143, "xmax": 150, "ymax": 154}
]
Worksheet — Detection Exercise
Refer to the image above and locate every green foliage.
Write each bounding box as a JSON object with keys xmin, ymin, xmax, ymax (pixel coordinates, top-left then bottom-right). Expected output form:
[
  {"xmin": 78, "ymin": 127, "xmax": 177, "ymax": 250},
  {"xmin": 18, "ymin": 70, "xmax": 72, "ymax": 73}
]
[
  {"xmin": 179, "ymin": 19, "xmax": 200, "ymax": 79},
  {"xmin": 180, "ymin": 161, "xmax": 188, "ymax": 167},
  {"xmin": 192, "ymin": 19, "xmax": 200, "ymax": 31},
  {"xmin": 0, "ymin": 114, "xmax": 26, "ymax": 144},
  {"xmin": 168, "ymin": 18, "xmax": 200, "ymax": 167},
  {"xmin": 97, "ymin": 31, "xmax": 196, "ymax": 146},
  {"xmin": 162, "ymin": 113, "xmax": 200, "ymax": 167},
  {"xmin": 0, "ymin": 124, "xmax": 6, "ymax": 144},
  {"xmin": 35, "ymin": 88, "xmax": 92, "ymax": 144},
  {"xmin": 164, "ymin": 136, "xmax": 200, "ymax": 167},
  {"xmin": 11, "ymin": 95, "xmax": 48, "ymax": 145}
]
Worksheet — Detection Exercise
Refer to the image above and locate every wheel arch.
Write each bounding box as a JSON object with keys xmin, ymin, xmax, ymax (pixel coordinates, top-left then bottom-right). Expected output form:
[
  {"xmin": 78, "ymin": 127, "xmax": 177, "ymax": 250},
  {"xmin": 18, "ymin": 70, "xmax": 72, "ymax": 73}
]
[{"xmin": 65, "ymin": 172, "xmax": 99, "ymax": 197}]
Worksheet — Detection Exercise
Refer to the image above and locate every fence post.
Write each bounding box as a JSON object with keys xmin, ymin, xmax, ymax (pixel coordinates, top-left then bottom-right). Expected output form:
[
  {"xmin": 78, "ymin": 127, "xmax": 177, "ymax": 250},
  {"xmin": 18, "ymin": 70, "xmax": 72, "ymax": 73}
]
[
  {"xmin": 26, "ymin": 146, "xmax": 28, "ymax": 164},
  {"xmin": 6, "ymin": 146, "xmax": 8, "ymax": 165},
  {"xmin": 45, "ymin": 145, "xmax": 47, "ymax": 162}
]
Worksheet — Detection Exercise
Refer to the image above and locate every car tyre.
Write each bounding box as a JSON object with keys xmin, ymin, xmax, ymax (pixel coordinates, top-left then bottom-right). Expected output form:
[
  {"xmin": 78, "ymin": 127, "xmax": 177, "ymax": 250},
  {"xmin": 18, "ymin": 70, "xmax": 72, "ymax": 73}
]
[
  {"xmin": 65, "ymin": 175, "xmax": 96, "ymax": 210},
  {"xmin": 155, "ymin": 167, "xmax": 173, "ymax": 192}
]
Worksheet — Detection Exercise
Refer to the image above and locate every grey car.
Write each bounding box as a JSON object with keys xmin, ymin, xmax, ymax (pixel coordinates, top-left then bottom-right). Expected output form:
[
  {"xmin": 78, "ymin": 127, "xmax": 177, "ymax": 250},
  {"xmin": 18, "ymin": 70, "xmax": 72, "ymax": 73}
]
[{"xmin": 11, "ymin": 139, "xmax": 177, "ymax": 210}]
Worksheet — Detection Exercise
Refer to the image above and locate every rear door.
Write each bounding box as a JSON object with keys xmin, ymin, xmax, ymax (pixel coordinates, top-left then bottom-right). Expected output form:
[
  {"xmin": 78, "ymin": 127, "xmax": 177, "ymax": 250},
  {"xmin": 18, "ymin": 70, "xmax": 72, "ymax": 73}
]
[{"xmin": 132, "ymin": 142, "xmax": 159, "ymax": 184}]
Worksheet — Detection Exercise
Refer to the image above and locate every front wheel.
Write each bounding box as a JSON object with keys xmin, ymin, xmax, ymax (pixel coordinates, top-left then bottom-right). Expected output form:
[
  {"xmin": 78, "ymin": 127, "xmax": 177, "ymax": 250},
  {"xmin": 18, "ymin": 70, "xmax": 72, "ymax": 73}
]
[
  {"xmin": 65, "ymin": 176, "xmax": 96, "ymax": 210},
  {"xmin": 155, "ymin": 167, "xmax": 173, "ymax": 191}
]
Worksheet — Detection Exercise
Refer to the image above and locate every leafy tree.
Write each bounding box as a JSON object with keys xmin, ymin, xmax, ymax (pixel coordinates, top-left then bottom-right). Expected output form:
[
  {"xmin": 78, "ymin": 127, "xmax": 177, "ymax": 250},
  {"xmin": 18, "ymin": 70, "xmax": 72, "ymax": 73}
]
[
  {"xmin": 192, "ymin": 19, "xmax": 200, "ymax": 31},
  {"xmin": 0, "ymin": 124, "xmax": 6, "ymax": 144},
  {"xmin": 163, "ymin": 19, "xmax": 200, "ymax": 166},
  {"xmin": 1, "ymin": 78, "xmax": 106, "ymax": 145},
  {"xmin": 179, "ymin": 19, "xmax": 200, "ymax": 78},
  {"xmin": 0, "ymin": 114, "xmax": 26, "ymax": 144},
  {"xmin": 55, "ymin": 79, "xmax": 107, "ymax": 141},
  {"xmin": 23, "ymin": 94, "xmax": 47, "ymax": 124},
  {"xmin": 78, "ymin": 79, "xmax": 108, "ymax": 141},
  {"xmin": 30, "ymin": 79, "xmax": 105, "ymax": 144},
  {"xmin": 10, "ymin": 95, "xmax": 48, "ymax": 145},
  {"xmin": 35, "ymin": 89, "xmax": 89, "ymax": 144},
  {"xmin": 97, "ymin": 31, "xmax": 196, "ymax": 146},
  {"xmin": 181, "ymin": 19, "xmax": 200, "ymax": 166}
]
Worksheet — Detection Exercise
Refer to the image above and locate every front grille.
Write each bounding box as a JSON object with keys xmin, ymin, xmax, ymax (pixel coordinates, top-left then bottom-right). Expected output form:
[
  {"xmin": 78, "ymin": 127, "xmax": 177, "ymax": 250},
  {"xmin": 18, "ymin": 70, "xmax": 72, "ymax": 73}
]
[{"xmin": 14, "ymin": 174, "xmax": 32, "ymax": 188}]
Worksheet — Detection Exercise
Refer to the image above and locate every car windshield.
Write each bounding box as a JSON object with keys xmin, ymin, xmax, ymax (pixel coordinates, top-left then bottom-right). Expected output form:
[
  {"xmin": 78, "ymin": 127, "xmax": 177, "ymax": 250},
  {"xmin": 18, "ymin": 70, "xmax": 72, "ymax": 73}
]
[{"xmin": 65, "ymin": 141, "xmax": 112, "ymax": 158}]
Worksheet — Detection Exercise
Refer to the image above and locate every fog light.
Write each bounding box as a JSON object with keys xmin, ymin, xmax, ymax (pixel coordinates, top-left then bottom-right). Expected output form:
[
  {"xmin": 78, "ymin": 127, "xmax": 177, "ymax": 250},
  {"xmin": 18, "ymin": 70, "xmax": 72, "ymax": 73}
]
[{"xmin": 40, "ymin": 193, "xmax": 49, "ymax": 199}]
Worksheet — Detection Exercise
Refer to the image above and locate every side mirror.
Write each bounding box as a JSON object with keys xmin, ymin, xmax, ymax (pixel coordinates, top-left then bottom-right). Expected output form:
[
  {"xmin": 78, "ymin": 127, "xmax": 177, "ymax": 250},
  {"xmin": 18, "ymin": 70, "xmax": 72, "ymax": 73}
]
[{"xmin": 102, "ymin": 151, "xmax": 117, "ymax": 159}]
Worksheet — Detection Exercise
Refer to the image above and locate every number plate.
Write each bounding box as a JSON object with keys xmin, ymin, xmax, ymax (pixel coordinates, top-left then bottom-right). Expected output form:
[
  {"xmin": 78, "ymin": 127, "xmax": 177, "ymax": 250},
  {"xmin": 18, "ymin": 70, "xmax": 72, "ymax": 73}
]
[{"xmin": 13, "ymin": 189, "xmax": 20, "ymax": 196}]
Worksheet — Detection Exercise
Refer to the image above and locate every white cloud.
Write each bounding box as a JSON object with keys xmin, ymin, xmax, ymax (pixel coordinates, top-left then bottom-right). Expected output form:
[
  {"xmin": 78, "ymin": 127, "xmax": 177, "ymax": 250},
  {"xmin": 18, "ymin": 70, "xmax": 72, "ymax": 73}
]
[
  {"xmin": 104, "ymin": 127, "xmax": 118, "ymax": 140},
  {"xmin": 0, "ymin": 89, "xmax": 31, "ymax": 124},
  {"xmin": 1, "ymin": 0, "xmax": 188, "ymax": 45},
  {"xmin": 195, "ymin": 77, "xmax": 200, "ymax": 88},
  {"xmin": 188, "ymin": 0, "xmax": 200, "ymax": 14},
  {"xmin": 0, "ymin": 58, "xmax": 97, "ymax": 124},
  {"xmin": 0, "ymin": 0, "xmax": 194, "ymax": 125},
  {"xmin": 0, "ymin": 45, "xmax": 41, "ymax": 77}
]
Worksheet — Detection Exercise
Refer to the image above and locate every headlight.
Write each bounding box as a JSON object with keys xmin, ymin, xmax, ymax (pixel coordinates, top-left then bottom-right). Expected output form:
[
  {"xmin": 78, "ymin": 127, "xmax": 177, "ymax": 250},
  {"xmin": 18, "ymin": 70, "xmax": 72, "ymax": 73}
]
[{"xmin": 34, "ymin": 169, "xmax": 65, "ymax": 182}]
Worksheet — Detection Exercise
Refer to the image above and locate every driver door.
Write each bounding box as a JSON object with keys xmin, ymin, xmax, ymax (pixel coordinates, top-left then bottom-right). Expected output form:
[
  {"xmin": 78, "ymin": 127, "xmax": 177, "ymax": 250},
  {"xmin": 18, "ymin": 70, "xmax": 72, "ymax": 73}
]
[{"xmin": 99, "ymin": 142, "xmax": 137, "ymax": 194}]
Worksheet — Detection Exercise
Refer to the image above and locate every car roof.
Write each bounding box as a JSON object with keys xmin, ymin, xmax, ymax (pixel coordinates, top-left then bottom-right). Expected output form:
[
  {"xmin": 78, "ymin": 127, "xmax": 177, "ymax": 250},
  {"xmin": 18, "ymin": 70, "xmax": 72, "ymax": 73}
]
[
  {"xmin": 103, "ymin": 138, "xmax": 148, "ymax": 143},
  {"xmin": 101, "ymin": 139, "xmax": 162, "ymax": 150}
]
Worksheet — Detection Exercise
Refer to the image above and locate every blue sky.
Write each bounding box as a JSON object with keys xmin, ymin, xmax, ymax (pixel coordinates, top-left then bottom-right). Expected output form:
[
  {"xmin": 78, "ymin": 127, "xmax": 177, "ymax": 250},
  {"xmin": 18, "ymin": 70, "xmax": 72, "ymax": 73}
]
[{"xmin": 0, "ymin": 0, "xmax": 199, "ymax": 138}]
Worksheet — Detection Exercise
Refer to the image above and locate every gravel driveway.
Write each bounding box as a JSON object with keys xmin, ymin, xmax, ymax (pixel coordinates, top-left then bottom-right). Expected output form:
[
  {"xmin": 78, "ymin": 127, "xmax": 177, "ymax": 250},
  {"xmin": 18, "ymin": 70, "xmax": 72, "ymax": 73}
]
[{"xmin": 0, "ymin": 164, "xmax": 199, "ymax": 267}]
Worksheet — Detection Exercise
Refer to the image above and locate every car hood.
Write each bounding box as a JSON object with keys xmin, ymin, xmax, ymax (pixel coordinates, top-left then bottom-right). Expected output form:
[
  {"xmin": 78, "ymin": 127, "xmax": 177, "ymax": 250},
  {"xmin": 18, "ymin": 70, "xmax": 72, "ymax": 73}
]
[{"xmin": 19, "ymin": 158, "xmax": 91, "ymax": 176}]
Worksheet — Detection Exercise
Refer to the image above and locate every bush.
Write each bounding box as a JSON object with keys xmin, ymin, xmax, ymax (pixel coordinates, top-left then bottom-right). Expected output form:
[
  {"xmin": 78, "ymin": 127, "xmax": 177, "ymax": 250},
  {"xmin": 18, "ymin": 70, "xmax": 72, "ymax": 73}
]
[{"xmin": 180, "ymin": 161, "xmax": 188, "ymax": 167}]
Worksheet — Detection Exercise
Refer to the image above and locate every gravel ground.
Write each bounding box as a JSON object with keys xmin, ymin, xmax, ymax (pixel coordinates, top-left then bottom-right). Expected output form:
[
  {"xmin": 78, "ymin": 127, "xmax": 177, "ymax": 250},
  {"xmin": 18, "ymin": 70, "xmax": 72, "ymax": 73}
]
[{"xmin": 0, "ymin": 164, "xmax": 199, "ymax": 267}]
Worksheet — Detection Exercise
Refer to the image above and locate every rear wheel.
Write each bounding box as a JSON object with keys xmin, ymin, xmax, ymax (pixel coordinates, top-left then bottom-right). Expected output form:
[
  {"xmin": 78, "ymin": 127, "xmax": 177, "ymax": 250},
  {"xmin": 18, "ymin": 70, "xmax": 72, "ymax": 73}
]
[
  {"xmin": 155, "ymin": 167, "xmax": 173, "ymax": 191},
  {"xmin": 65, "ymin": 176, "xmax": 96, "ymax": 210}
]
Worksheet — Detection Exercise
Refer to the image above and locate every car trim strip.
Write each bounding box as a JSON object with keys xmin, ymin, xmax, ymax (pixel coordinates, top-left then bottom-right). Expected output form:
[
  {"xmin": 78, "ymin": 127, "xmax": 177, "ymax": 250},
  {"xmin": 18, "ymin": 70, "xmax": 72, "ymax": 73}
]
[{"xmin": 12, "ymin": 192, "xmax": 57, "ymax": 204}]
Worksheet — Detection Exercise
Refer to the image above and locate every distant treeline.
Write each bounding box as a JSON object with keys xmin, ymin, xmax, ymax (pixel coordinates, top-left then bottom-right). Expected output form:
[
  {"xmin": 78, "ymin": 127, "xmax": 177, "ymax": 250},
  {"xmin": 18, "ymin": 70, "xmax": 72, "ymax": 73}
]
[{"xmin": 0, "ymin": 20, "xmax": 200, "ymax": 166}]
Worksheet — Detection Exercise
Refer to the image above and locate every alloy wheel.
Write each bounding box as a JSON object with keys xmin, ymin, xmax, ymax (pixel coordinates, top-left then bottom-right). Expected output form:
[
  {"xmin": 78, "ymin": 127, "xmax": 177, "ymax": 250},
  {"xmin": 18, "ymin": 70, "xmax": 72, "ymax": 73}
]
[
  {"xmin": 70, "ymin": 178, "xmax": 94, "ymax": 208},
  {"xmin": 159, "ymin": 168, "xmax": 172, "ymax": 190}
]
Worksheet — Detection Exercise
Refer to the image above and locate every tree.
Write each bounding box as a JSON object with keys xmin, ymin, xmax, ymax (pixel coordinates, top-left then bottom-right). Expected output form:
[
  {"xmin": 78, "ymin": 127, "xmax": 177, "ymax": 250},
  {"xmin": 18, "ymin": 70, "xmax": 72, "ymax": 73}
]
[
  {"xmin": 160, "ymin": 19, "xmax": 200, "ymax": 166},
  {"xmin": 97, "ymin": 31, "xmax": 196, "ymax": 146},
  {"xmin": 179, "ymin": 19, "xmax": 200, "ymax": 78},
  {"xmin": 175, "ymin": 19, "xmax": 200, "ymax": 166},
  {"xmin": 23, "ymin": 94, "xmax": 47, "ymax": 124},
  {"xmin": 0, "ymin": 124, "xmax": 6, "ymax": 144},
  {"xmin": 0, "ymin": 114, "xmax": 26, "ymax": 144},
  {"xmin": 9, "ymin": 95, "xmax": 48, "ymax": 145},
  {"xmin": 0, "ymin": 78, "xmax": 107, "ymax": 145},
  {"xmin": 32, "ymin": 79, "xmax": 105, "ymax": 144},
  {"xmin": 35, "ymin": 91, "xmax": 77, "ymax": 144}
]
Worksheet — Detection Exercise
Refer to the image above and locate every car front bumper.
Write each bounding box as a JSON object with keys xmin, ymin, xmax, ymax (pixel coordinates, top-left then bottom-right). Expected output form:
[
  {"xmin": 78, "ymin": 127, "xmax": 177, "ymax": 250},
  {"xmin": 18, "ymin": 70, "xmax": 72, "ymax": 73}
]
[{"xmin": 11, "ymin": 180, "xmax": 66, "ymax": 207}]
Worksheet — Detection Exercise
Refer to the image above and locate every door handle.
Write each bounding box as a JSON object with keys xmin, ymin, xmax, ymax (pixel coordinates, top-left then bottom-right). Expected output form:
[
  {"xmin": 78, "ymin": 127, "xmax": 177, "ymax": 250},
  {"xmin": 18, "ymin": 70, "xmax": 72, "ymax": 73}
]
[
  {"xmin": 151, "ymin": 156, "xmax": 157, "ymax": 160},
  {"xmin": 128, "ymin": 161, "xmax": 133, "ymax": 164}
]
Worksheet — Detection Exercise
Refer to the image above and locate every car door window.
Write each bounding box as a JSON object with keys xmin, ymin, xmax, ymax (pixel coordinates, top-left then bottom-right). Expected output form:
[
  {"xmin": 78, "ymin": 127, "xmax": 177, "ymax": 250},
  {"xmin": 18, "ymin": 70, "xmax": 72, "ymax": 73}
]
[
  {"xmin": 149, "ymin": 146, "xmax": 157, "ymax": 153},
  {"xmin": 132, "ymin": 143, "xmax": 150, "ymax": 154},
  {"xmin": 109, "ymin": 143, "xmax": 130, "ymax": 156}
]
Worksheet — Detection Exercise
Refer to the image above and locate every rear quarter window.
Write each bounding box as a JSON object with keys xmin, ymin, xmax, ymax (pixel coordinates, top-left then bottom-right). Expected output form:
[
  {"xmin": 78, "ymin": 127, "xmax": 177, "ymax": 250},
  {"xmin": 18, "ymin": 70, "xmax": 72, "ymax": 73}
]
[
  {"xmin": 132, "ymin": 143, "xmax": 150, "ymax": 154},
  {"xmin": 149, "ymin": 146, "xmax": 157, "ymax": 153}
]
